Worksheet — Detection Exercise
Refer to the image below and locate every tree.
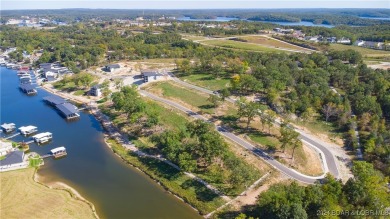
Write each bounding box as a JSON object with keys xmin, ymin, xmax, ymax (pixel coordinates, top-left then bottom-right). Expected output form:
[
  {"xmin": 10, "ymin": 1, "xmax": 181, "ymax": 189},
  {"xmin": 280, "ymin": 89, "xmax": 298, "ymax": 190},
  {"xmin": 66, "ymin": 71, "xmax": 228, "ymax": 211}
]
[
  {"xmin": 111, "ymin": 85, "xmax": 145, "ymax": 120},
  {"xmin": 263, "ymin": 110, "xmax": 276, "ymax": 134},
  {"xmin": 279, "ymin": 123, "xmax": 300, "ymax": 153},
  {"xmin": 291, "ymin": 138, "xmax": 303, "ymax": 161},
  {"xmin": 220, "ymin": 88, "xmax": 231, "ymax": 101},
  {"xmin": 207, "ymin": 94, "xmax": 222, "ymax": 108},
  {"xmin": 321, "ymin": 102, "xmax": 340, "ymax": 122},
  {"xmin": 237, "ymin": 98, "xmax": 266, "ymax": 130}
]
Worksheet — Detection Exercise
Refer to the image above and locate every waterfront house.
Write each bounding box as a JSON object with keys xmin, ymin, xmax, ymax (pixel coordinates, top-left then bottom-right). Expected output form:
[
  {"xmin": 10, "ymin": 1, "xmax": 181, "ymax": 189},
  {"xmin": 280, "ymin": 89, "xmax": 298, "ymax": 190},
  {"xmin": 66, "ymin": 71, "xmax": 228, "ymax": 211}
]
[
  {"xmin": 105, "ymin": 64, "xmax": 120, "ymax": 72},
  {"xmin": 90, "ymin": 85, "xmax": 102, "ymax": 97},
  {"xmin": 0, "ymin": 150, "xmax": 28, "ymax": 172},
  {"xmin": 141, "ymin": 69, "xmax": 164, "ymax": 83}
]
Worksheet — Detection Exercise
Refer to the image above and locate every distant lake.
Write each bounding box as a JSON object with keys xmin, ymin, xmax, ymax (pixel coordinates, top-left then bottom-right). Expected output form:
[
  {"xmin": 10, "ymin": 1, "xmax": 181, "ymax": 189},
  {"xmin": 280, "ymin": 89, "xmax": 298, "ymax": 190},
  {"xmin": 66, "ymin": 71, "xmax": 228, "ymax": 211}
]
[
  {"xmin": 178, "ymin": 16, "xmax": 239, "ymax": 21},
  {"xmin": 177, "ymin": 16, "xmax": 334, "ymax": 28},
  {"xmin": 259, "ymin": 20, "xmax": 334, "ymax": 28},
  {"xmin": 359, "ymin": 17, "xmax": 390, "ymax": 21}
]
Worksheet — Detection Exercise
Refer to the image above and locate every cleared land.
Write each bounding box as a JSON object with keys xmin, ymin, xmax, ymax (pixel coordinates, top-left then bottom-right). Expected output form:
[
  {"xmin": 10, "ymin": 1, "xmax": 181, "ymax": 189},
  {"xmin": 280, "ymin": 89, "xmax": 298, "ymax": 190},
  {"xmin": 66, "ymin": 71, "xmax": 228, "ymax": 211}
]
[
  {"xmin": 0, "ymin": 168, "xmax": 96, "ymax": 219},
  {"xmin": 200, "ymin": 40, "xmax": 282, "ymax": 53},
  {"xmin": 329, "ymin": 44, "xmax": 390, "ymax": 61},
  {"xmin": 179, "ymin": 74, "xmax": 231, "ymax": 91},
  {"xmin": 238, "ymin": 36, "xmax": 313, "ymax": 52},
  {"xmin": 144, "ymin": 81, "xmax": 323, "ymax": 176}
]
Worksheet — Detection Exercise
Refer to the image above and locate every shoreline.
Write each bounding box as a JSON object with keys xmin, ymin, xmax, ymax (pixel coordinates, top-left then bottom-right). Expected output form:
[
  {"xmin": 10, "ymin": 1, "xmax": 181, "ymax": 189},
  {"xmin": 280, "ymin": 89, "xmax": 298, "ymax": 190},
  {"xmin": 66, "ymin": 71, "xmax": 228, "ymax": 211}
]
[
  {"xmin": 33, "ymin": 169, "xmax": 100, "ymax": 219},
  {"xmin": 40, "ymin": 83, "xmax": 206, "ymax": 216}
]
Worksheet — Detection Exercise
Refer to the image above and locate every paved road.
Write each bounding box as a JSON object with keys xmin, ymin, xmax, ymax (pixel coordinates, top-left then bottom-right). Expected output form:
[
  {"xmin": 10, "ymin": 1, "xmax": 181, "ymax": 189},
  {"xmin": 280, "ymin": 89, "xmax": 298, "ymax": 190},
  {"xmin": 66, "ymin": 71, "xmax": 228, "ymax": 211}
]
[
  {"xmin": 164, "ymin": 76, "xmax": 340, "ymax": 180},
  {"xmin": 140, "ymin": 90, "xmax": 333, "ymax": 184}
]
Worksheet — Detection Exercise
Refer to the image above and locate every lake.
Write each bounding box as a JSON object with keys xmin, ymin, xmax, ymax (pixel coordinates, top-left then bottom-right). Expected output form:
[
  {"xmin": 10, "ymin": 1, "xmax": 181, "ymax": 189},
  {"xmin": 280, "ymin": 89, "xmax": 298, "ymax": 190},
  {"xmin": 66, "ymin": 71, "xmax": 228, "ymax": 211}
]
[
  {"xmin": 0, "ymin": 67, "xmax": 201, "ymax": 219},
  {"xmin": 177, "ymin": 16, "xmax": 334, "ymax": 28}
]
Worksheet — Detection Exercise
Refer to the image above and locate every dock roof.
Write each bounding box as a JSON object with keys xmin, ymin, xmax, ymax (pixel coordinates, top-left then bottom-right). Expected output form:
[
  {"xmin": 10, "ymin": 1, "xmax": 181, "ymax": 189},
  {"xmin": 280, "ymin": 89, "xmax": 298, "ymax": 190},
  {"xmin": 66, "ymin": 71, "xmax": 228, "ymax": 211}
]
[
  {"xmin": 51, "ymin": 146, "xmax": 66, "ymax": 154},
  {"xmin": 32, "ymin": 132, "xmax": 52, "ymax": 139},
  {"xmin": 1, "ymin": 123, "xmax": 15, "ymax": 129},
  {"xmin": 56, "ymin": 103, "xmax": 78, "ymax": 117},
  {"xmin": 43, "ymin": 96, "xmax": 66, "ymax": 105},
  {"xmin": 18, "ymin": 125, "xmax": 37, "ymax": 132},
  {"xmin": 0, "ymin": 151, "xmax": 24, "ymax": 166},
  {"xmin": 19, "ymin": 84, "xmax": 36, "ymax": 91}
]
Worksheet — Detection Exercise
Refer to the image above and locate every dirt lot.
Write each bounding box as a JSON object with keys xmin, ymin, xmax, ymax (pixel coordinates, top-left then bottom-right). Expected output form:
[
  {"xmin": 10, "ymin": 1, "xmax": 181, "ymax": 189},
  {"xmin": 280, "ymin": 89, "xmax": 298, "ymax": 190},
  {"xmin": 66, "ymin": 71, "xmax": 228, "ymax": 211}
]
[{"xmin": 0, "ymin": 168, "xmax": 97, "ymax": 219}]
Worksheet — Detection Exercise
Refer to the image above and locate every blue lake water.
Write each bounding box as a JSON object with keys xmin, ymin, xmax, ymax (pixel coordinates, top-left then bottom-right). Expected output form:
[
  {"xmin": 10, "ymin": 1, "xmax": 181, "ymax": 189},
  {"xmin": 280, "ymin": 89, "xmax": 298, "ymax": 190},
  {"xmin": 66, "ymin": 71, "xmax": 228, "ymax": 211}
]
[
  {"xmin": 0, "ymin": 67, "xmax": 200, "ymax": 219},
  {"xmin": 177, "ymin": 16, "xmax": 334, "ymax": 28}
]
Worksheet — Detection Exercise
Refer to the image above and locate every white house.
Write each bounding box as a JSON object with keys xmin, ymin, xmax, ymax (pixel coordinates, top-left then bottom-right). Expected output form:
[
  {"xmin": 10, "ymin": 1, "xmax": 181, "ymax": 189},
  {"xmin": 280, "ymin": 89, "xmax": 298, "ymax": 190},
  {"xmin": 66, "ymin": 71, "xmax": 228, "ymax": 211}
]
[
  {"xmin": 354, "ymin": 40, "xmax": 365, "ymax": 47},
  {"xmin": 337, "ymin": 38, "xmax": 351, "ymax": 44},
  {"xmin": 141, "ymin": 69, "xmax": 164, "ymax": 83}
]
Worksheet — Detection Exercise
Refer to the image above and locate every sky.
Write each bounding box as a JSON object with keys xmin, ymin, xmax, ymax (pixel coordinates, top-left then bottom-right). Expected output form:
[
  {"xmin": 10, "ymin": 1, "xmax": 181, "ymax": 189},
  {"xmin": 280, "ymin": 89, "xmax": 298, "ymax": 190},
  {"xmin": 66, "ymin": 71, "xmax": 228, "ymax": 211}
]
[{"xmin": 1, "ymin": 0, "xmax": 389, "ymax": 10}]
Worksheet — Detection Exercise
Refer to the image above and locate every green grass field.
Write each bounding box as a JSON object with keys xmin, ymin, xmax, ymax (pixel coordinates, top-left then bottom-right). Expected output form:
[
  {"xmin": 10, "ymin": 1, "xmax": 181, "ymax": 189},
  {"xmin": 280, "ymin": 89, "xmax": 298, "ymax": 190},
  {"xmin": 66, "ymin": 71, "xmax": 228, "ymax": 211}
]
[
  {"xmin": 239, "ymin": 36, "xmax": 312, "ymax": 52},
  {"xmin": 329, "ymin": 44, "xmax": 390, "ymax": 60},
  {"xmin": 179, "ymin": 74, "xmax": 231, "ymax": 91},
  {"xmin": 201, "ymin": 39, "xmax": 282, "ymax": 52}
]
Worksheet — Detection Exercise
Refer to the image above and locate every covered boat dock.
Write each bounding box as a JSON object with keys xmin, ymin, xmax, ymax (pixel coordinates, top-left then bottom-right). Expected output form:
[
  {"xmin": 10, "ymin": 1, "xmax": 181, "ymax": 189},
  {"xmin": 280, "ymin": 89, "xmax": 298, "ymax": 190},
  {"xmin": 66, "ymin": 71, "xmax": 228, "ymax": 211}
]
[
  {"xmin": 56, "ymin": 103, "xmax": 80, "ymax": 119},
  {"xmin": 1, "ymin": 123, "xmax": 16, "ymax": 133},
  {"xmin": 32, "ymin": 132, "xmax": 52, "ymax": 144},
  {"xmin": 43, "ymin": 95, "xmax": 66, "ymax": 106},
  {"xmin": 18, "ymin": 125, "xmax": 38, "ymax": 135},
  {"xmin": 19, "ymin": 84, "xmax": 37, "ymax": 95}
]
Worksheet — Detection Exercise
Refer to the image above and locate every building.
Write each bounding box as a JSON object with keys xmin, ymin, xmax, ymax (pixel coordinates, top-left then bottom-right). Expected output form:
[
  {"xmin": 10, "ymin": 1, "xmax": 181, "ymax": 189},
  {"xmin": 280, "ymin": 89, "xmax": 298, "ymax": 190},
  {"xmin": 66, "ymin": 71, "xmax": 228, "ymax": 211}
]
[
  {"xmin": 337, "ymin": 38, "xmax": 351, "ymax": 44},
  {"xmin": 19, "ymin": 84, "xmax": 37, "ymax": 95},
  {"xmin": 0, "ymin": 151, "xmax": 28, "ymax": 172},
  {"xmin": 105, "ymin": 64, "xmax": 120, "ymax": 72},
  {"xmin": 354, "ymin": 40, "xmax": 365, "ymax": 46},
  {"xmin": 18, "ymin": 126, "xmax": 38, "ymax": 135},
  {"xmin": 43, "ymin": 95, "xmax": 66, "ymax": 106},
  {"xmin": 141, "ymin": 69, "xmax": 164, "ymax": 83},
  {"xmin": 90, "ymin": 85, "xmax": 102, "ymax": 97},
  {"xmin": 32, "ymin": 132, "xmax": 53, "ymax": 144},
  {"xmin": 0, "ymin": 141, "xmax": 13, "ymax": 156},
  {"xmin": 1, "ymin": 123, "xmax": 16, "ymax": 133},
  {"xmin": 56, "ymin": 102, "xmax": 80, "ymax": 120}
]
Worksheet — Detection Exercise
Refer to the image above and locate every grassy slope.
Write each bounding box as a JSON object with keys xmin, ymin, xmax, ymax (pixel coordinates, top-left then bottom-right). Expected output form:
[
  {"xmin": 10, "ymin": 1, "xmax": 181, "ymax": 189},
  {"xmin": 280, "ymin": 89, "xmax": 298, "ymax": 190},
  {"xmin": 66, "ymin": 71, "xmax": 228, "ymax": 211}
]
[
  {"xmin": 329, "ymin": 44, "xmax": 390, "ymax": 60},
  {"xmin": 179, "ymin": 74, "xmax": 231, "ymax": 91},
  {"xmin": 201, "ymin": 40, "xmax": 282, "ymax": 52},
  {"xmin": 0, "ymin": 168, "xmax": 96, "ymax": 219},
  {"xmin": 239, "ymin": 36, "xmax": 312, "ymax": 52}
]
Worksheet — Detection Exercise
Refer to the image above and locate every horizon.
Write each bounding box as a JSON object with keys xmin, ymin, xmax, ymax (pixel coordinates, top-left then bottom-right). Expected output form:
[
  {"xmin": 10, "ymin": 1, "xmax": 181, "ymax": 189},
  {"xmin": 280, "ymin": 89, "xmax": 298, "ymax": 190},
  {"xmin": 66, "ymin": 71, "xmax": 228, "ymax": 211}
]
[{"xmin": 1, "ymin": 1, "xmax": 389, "ymax": 10}]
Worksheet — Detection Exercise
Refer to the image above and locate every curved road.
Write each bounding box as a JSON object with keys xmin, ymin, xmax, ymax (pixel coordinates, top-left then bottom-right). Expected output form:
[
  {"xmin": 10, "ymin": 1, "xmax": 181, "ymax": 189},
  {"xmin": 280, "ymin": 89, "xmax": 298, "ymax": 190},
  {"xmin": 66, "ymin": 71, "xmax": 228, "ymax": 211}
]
[{"xmin": 140, "ymin": 89, "xmax": 337, "ymax": 184}]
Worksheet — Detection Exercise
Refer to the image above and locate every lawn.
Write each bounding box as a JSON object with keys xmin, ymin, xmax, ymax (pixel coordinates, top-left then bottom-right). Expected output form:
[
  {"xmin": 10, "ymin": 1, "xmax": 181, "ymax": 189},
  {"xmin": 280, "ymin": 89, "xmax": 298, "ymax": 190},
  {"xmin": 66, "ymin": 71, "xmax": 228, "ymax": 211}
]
[
  {"xmin": 0, "ymin": 168, "xmax": 96, "ymax": 219},
  {"xmin": 239, "ymin": 36, "xmax": 313, "ymax": 52},
  {"xmin": 179, "ymin": 73, "xmax": 231, "ymax": 91},
  {"xmin": 145, "ymin": 81, "xmax": 215, "ymax": 114},
  {"xmin": 181, "ymin": 35, "xmax": 209, "ymax": 41},
  {"xmin": 201, "ymin": 40, "xmax": 282, "ymax": 52},
  {"xmin": 329, "ymin": 44, "xmax": 390, "ymax": 60}
]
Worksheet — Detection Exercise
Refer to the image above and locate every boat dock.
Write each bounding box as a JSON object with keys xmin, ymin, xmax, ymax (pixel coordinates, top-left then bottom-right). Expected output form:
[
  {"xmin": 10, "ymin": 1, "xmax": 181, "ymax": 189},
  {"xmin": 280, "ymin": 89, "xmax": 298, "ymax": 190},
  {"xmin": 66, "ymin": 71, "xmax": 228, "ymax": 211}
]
[
  {"xmin": 43, "ymin": 96, "xmax": 80, "ymax": 120},
  {"xmin": 41, "ymin": 147, "xmax": 67, "ymax": 159},
  {"xmin": 4, "ymin": 132, "xmax": 20, "ymax": 139},
  {"xmin": 1, "ymin": 123, "xmax": 16, "ymax": 133},
  {"xmin": 19, "ymin": 84, "xmax": 37, "ymax": 95},
  {"xmin": 32, "ymin": 132, "xmax": 52, "ymax": 144},
  {"xmin": 18, "ymin": 125, "xmax": 38, "ymax": 135}
]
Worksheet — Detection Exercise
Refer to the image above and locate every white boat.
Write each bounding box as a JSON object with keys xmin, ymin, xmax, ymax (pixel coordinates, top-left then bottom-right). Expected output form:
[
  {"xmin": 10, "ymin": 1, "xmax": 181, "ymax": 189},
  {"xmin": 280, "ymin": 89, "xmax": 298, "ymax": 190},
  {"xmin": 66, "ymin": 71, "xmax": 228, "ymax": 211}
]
[{"xmin": 18, "ymin": 125, "xmax": 38, "ymax": 135}]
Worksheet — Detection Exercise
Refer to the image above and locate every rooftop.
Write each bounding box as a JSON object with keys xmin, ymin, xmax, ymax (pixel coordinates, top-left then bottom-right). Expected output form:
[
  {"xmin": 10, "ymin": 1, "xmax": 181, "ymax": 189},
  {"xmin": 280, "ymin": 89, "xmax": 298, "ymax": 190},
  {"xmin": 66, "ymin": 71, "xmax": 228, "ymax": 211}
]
[
  {"xmin": 0, "ymin": 151, "xmax": 24, "ymax": 166},
  {"xmin": 51, "ymin": 146, "xmax": 66, "ymax": 154},
  {"xmin": 106, "ymin": 64, "xmax": 120, "ymax": 68},
  {"xmin": 56, "ymin": 102, "xmax": 78, "ymax": 117},
  {"xmin": 43, "ymin": 95, "xmax": 66, "ymax": 105},
  {"xmin": 32, "ymin": 132, "xmax": 52, "ymax": 139},
  {"xmin": 1, "ymin": 123, "xmax": 15, "ymax": 130},
  {"xmin": 19, "ymin": 84, "xmax": 36, "ymax": 91},
  {"xmin": 18, "ymin": 125, "xmax": 37, "ymax": 132}
]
